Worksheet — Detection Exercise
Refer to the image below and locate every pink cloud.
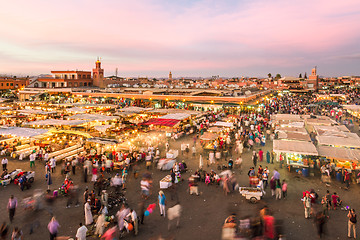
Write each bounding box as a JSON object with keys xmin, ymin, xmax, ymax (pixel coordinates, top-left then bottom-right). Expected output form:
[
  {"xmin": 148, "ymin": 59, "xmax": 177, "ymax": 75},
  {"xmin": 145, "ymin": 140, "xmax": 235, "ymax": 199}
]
[{"xmin": 0, "ymin": 0, "xmax": 359, "ymax": 76}]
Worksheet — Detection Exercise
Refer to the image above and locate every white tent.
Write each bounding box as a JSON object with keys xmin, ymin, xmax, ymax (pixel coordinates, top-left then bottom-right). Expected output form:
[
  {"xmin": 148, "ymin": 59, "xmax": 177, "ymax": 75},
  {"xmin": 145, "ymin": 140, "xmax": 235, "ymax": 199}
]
[
  {"xmin": 0, "ymin": 127, "xmax": 48, "ymax": 138},
  {"xmin": 94, "ymin": 125, "xmax": 112, "ymax": 133},
  {"xmin": 70, "ymin": 113, "xmax": 119, "ymax": 121},
  {"xmin": 318, "ymin": 145, "xmax": 360, "ymax": 161},
  {"xmin": 118, "ymin": 107, "xmax": 152, "ymax": 113},
  {"xmin": 66, "ymin": 107, "xmax": 88, "ymax": 113},
  {"xmin": 158, "ymin": 113, "xmax": 191, "ymax": 120},
  {"xmin": 316, "ymin": 135, "xmax": 360, "ymax": 149},
  {"xmin": 25, "ymin": 119, "xmax": 88, "ymax": 126},
  {"xmin": 273, "ymin": 139, "xmax": 318, "ymax": 155},
  {"xmin": 17, "ymin": 109, "xmax": 57, "ymax": 115},
  {"xmin": 213, "ymin": 121, "xmax": 233, "ymax": 128}
]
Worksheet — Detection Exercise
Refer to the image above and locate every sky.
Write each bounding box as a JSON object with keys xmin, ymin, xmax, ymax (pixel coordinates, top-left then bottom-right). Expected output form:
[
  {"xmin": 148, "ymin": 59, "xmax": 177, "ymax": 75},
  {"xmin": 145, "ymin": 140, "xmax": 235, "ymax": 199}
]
[{"xmin": 0, "ymin": 0, "xmax": 360, "ymax": 78}]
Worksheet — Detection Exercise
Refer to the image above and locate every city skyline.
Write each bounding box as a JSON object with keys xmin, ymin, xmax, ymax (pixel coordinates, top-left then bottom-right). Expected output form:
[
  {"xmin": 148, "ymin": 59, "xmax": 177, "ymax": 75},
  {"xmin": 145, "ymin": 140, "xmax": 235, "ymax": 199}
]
[{"xmin": 1, "ymin": 0, "xmax": 360, "ymax": 77}]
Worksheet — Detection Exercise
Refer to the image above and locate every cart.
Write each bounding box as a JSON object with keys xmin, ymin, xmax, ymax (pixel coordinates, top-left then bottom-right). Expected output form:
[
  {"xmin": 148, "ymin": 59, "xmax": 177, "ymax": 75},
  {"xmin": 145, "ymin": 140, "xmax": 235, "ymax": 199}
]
[
  {"xmin": 239, "ymin": 187, "xmax": 263, "ymax": 204},
  {"xmin": 1, "ymin": 169, "xmax": 23, "ymax": 186}
]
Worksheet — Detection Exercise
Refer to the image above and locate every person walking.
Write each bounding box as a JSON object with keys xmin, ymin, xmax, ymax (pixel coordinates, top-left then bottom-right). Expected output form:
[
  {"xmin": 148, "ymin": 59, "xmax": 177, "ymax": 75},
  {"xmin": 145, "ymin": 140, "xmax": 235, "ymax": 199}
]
[
  {"xmin": 10, "ymin": 227, "xmax": 23, "ymax": 240},
  {"xmin": 275, "ymin": 179, "xmax": 282, "ymax": 200},
  {"xmin": 29, "ymin": 153, "xmax": 35, "ymax": 168},
  {"xmin": 76, "ymin": 222, "xmax": 88, "ymax": 240},
  {"xmin": 7, "ymin": 195, "xmax": 17, "ymax": 223},
  {"xmin": 158, "ymin": 191, "xmax": 166, "ymax": 217},
  {"xmin": 303, "ymin": 192, "xmax": 312, "ymax": 219},
  {"xmin": 252, "ymin": 151, "xmax": 258, "ymax": 167},
  {"xmin": 126, "ymin": 209, "xmax": 138, "ymax": 235},
  {"xmin": 50, "ymin": 157, "xmax": 56, "ymax": 173},
  {"xmin": 282, "ymin": 180, "xmax": 287, "ymax": 199},
  {"xmin": 269, "ymin": 176, "xmax": 276, "ymax": 197},
  {"xmin": 348, "ymin": 209, "xmax": 357, "ymax": 239},
  {"xmin": 47, "ymin": 217, "xmax": 60, "ymax": 240},
  {"xmin": 1, "ymin": 158, "xmax": 8, "ymax": 171}
]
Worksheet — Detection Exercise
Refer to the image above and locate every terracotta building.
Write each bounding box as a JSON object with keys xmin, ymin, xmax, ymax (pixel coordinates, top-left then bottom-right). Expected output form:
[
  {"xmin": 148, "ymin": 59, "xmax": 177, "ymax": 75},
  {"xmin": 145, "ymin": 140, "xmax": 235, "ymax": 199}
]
[
  {"xmin": 0, "ymin": 77, "xmax": 29, "ymax": 90},
  {"xmin": 29, "ymin": 59, "xmax": 105, "ymax": 88}
]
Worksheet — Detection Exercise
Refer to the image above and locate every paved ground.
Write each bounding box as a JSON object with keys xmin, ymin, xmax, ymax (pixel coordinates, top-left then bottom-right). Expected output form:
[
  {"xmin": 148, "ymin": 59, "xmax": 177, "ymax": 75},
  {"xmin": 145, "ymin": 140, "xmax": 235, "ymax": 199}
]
[{"xmin": 0, "ymin": 131, "xmax": 359, "ymax": 240}]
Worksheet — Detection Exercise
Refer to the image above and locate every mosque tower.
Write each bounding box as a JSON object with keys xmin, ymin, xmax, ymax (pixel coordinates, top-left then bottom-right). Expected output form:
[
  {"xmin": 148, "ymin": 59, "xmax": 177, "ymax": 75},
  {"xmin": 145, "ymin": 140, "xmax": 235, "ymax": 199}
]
[{"xmin": 93, "ymin": 58, "xmax": 105, "ymax": 88}]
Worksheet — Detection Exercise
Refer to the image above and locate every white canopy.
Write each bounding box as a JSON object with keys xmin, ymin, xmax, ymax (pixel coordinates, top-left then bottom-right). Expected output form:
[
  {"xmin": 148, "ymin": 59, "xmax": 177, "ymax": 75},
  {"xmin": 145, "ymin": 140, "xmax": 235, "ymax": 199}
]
[
  {"xmin": 0, "ymin": 127, "xmax": 48, "ymax": 138},
  {"xmin": 316, "ymin": 135, "xmax": 360, "ymax": 148},
  {"xmin": 273, "ymin": 139, "xmax": 318, "ymax": 155},
  {"xmin": 66, "ymin": 107, "xmax": 88, "ymax": 113},
  {"xmin": 159, "ymin": 113, "xmax": 191, "ymax": 120},
  {"xmin": 118, "ymin": 107, "xmax": 152, "ymax": 113},
  {"xmin": 70, "ymin": 113, "xmax": 119, "ymax": 121},
  {"xmin": 18, "ymin": 109, "xmax": 57, "ymax": 115},
  {"xmin": 94, "ymin": 125, "xmax": 112, "ymax": 133},
  {"xmin": 213, "ymin": 121, "xmax": 233, "ymax": 128},
  {"xmin": 318, "ymin": 145, "xmax": 360, "ymax": 161},
  {"xmin": 86, "ymin": 137, "xmax": 119, "ymax": 145},
  {"xmin": 25, "ymin": 119, "xmax": 88, "ymax": 126},
  {"xmin": 149, "ymin": 109, "xmax": 200, "ymax": 115}
]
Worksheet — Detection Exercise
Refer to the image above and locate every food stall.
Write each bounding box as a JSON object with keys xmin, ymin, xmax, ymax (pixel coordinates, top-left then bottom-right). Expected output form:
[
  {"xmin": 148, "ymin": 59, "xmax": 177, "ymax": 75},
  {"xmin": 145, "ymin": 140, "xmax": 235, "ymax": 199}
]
[
  {"xmin": 273, "ymin": 139, "xmax": 318, "ymax": 175},
  {"xmin": 317, "ymin": 145, "xmax": 360, "ymax": 172}
]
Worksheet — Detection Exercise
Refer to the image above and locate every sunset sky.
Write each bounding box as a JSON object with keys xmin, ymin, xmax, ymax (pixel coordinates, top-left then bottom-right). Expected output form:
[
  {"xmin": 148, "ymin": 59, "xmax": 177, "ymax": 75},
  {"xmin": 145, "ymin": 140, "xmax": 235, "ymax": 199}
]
[{"xmin": 0, "ymin": 0, "xmax": 360, "ymax": 78}]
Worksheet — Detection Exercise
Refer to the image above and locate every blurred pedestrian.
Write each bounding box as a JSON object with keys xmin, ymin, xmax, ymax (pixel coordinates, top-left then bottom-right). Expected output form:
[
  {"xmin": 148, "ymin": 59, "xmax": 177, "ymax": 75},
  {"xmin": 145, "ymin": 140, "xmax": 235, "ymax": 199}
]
[
  {"xmin": 167, "ymin": 204, "xmax": 182, "ymax": 230},
  {"xmin": 10, "ymin": 227, "xmax": 23, "ymax": 240},
  {"xmin": 47, "ymin": 217, "xmax": 60, "ymax": 240},
  {"xmin": 314, "ymin": 211, "xmax": 326, "ymax": 238},
  {"xmin": 7, "ymin": 195, "xmax": 17, "ymax": 223}
]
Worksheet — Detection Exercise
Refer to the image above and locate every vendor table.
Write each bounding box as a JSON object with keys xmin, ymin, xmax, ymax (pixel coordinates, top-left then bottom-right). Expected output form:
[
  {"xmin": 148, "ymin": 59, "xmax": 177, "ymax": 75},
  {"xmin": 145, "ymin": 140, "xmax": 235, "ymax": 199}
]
[{"xmin": 160, "ymin": 175, "xmax": 172, "ymax": 189}]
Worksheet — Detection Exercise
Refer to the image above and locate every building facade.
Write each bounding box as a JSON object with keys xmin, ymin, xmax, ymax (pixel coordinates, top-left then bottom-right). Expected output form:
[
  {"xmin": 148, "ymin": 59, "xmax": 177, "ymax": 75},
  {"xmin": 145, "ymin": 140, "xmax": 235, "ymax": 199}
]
[{"xmin": 0, "ymin": 77, "xmax": 29, "ymax": 90}]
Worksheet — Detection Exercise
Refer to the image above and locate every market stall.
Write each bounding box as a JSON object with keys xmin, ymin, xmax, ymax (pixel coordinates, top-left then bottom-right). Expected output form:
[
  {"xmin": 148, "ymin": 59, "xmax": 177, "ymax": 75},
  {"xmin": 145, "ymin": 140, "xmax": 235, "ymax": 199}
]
[
  {"xmin": 273, "ymin": 139, "xmax": 318, "ymax": 173},
  {"xmin": 317, "ymin": 145, "xmax": 360, "ymax": 171}
]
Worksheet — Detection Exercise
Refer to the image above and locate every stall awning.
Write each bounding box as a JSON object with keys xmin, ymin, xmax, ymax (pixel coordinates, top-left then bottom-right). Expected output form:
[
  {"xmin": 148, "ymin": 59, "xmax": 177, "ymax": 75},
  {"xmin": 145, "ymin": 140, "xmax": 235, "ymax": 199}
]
[
  {"xmin": 0, "ymin": 127, "xmax": 48, "ymax": 138},
  {"xmin": 94, "ymin": 125, "xmax": 112, "ymax": 133},
  {"xmin": 316, "ymin": 135, "xmax": 360, "ymax": 148},
  {"xmin": 25, "ymin": 119, "xmax": 89, "ymax": 126},
  {"xmin": 158, "ymin": 113, "xmax": 190, "ymax": 120},
  {"xmin": 213, "ymin": 121, "xmax": 233, "ymax": 128},
  {"xmin": 142, "ymin": 118, "xmax": 180, "ymax": 127},
  {"xmin": 70, "ymin": 113, "xmax": 119, "ymax": 121},
  {"xmin": 273, "ymin": 139, "xmax": 318, "ymax": 155},
  {"xmin": 277, "ymin": 132, "xmax": 311, "ymax": 142},
  {"xmin": 318, "ymin": 145, "xmax": 360, "ymax": 161},
  {"xmin": 17, "ymin": 109, "xmax": 57, "ymax": 115},
  {"xmin": 86, "ymin": 137, "xmax": 119, "ymax": 145},
  {"xmin": 66, "ymin": 107, "xmax": 88, "ymax": 113},
  {"xmin": 200, "ymin": 132, "xmax": 217, "ymax": 141}
]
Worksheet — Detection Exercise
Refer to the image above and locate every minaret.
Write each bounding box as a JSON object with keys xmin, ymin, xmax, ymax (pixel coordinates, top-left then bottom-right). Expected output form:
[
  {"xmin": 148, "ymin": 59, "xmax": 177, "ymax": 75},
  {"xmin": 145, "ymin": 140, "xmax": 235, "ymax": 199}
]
[
  {"xmin": 93, "ymin": 58, "xmax": 104, "ymax": 88},
  {"xmin": 307, "ymin": 66, "xmax": 319, "ymax": 91},
  {"xmin": 169, "ymin": 71, "xmax": 173, "ymax": 80}
]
